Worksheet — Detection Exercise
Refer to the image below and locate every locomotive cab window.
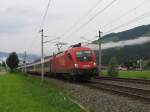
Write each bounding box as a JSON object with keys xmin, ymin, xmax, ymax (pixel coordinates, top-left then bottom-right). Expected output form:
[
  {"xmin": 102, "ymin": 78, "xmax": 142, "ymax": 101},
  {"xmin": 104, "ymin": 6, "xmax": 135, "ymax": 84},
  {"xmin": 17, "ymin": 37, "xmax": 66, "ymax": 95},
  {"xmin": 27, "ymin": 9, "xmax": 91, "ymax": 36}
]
[{"xmin": 76, "ymin": 51, "xmax": 92, "ymax": 62}]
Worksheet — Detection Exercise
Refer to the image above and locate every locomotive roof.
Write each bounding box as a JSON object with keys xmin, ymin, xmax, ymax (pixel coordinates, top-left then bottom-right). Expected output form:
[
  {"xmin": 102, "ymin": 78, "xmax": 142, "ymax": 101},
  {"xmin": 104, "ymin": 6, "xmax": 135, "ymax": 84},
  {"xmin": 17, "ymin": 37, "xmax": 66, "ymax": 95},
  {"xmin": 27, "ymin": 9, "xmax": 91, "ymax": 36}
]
[{"xmin": 68, "ymin": 46, "xmax": 92, "ymax": 51}]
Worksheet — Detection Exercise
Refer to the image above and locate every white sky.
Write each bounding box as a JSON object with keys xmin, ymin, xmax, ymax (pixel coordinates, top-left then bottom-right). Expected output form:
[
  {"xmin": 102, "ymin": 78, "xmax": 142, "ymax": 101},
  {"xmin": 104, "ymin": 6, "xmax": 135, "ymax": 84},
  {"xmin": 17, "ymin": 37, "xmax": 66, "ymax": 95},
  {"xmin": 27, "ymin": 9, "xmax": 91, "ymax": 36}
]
[{"xmin": 0, "ymin": 0, "xmax": 150, "ymax": 55}]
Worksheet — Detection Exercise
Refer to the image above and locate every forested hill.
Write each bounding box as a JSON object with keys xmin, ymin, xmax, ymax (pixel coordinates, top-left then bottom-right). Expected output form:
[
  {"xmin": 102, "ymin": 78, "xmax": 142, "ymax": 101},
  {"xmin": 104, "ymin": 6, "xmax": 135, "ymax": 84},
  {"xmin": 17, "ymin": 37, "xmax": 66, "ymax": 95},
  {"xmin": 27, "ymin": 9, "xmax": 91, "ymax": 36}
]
[
  {"xmin": 94, "ymin": 24, "xmax": 150, "ymax": 43},
  {"xmin": 93, "ymin": 24, "xmax": 150, "ymax": 66}
]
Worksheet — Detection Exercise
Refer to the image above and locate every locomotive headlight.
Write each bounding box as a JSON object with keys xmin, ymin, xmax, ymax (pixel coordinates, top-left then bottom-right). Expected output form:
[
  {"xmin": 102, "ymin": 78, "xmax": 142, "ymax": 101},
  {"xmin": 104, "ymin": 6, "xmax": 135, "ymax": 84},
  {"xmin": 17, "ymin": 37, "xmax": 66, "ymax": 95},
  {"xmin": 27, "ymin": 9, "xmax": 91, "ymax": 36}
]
[
  {"xmin": 74, "ymin": 64, "xmax": 78, "ymax": 68},
  {"xmin": 93, "ymin": 62, "xmax": 96, "ymax": 66}
]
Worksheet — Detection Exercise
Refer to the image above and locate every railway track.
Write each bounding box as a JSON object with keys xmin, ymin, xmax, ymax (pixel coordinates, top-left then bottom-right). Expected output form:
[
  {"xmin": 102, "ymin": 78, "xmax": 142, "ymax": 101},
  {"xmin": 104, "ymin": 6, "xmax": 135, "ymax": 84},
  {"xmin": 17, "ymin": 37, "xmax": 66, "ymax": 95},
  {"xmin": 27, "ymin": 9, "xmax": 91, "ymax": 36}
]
[
  {"xmin": 95, "ymin": 77, "xmax": 150, "ymax": 85},
  {"xmin": 29, "ymin": 73, "xmax": 150, "ymax": 102},
  {"xmin": 85, "ymin": 78, "xmax": 150, "ymax": 103}
]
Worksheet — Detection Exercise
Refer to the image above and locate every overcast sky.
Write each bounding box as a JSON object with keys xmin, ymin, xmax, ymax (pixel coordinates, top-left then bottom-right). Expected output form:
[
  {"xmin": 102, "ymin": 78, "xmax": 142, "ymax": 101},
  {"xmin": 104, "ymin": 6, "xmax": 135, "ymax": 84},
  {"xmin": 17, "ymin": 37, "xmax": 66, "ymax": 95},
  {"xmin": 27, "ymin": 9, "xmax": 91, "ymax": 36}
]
[{"xmin": 0, "ymin": 0, "xmax": 150, "ymax": 55}]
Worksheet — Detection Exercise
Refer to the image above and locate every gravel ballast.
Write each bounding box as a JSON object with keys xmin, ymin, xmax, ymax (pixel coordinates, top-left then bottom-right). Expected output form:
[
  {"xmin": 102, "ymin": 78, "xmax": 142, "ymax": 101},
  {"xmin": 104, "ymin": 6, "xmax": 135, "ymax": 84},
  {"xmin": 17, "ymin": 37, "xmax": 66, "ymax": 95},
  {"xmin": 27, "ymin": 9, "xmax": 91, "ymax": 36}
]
[{"xmin": 46, "ymin": 78, "xmax": 150, "ymax": 112}]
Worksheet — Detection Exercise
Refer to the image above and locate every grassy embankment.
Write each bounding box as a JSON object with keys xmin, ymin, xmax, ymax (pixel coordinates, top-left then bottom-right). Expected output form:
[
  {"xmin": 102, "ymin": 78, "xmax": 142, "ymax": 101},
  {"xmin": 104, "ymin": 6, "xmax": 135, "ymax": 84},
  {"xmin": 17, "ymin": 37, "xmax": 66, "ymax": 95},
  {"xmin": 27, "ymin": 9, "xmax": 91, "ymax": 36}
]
[
  {"xmin": 101, "ymin": 70, "xmax": 150, "ymax": 80},
  {"xmin": 0, "ymin": 72, "xmax": 85, "ymax": 112}
]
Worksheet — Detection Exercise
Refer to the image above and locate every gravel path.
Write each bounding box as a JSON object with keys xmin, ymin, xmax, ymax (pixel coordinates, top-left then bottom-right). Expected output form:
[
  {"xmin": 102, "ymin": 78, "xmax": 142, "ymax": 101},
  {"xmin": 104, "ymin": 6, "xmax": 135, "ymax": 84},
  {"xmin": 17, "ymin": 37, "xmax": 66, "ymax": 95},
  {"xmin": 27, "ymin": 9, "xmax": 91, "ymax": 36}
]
[
  {"xmin": 46, "ymin": 78, "xmax": 150, "ymax": 112},
  {"xmin": 94, "ymin": 79, "xmax": 150, "ymax": 91}
]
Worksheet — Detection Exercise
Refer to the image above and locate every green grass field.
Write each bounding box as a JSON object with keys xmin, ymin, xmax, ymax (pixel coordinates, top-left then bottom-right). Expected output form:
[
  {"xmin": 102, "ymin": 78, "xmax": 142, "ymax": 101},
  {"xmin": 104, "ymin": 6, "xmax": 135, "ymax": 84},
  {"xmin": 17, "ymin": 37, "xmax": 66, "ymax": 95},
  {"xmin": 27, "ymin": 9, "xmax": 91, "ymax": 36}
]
[
  {"xmin": 101, "ymin": 70, "xmax": 150, "ymax": 80},
  {"xmin": 0, "ymin": 72, "xmax": 85, "ymax": 112}
]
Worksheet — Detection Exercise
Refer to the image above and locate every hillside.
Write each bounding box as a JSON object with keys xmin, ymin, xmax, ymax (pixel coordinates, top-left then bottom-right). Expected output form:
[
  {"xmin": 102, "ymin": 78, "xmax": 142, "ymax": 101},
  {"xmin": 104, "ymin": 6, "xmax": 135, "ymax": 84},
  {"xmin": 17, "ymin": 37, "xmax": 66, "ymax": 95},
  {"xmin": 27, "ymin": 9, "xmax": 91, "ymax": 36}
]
[
  {"xmin": 93, "ymin": 24, "xmax": 150, "ymax": 65},
  {"xmin": 94, "ymin": 24, "xmax": 150, "ymax": 43},
  {"xmin": 99, "ymin": 42, "xmax": 150, "ymax": 65}
]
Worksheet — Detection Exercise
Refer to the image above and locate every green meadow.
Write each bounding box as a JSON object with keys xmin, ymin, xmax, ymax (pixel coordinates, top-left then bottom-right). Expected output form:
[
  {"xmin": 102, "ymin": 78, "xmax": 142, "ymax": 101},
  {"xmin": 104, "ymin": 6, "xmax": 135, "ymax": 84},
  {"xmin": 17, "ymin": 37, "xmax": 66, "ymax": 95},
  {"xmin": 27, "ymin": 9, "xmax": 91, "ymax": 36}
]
[
  {"xmin": 101, "ymin": 70, "xmax": 150, "ymax": 80},
  {"xmin": 0, "ymin": 72, "xmax": 85, "ymax": 112}
]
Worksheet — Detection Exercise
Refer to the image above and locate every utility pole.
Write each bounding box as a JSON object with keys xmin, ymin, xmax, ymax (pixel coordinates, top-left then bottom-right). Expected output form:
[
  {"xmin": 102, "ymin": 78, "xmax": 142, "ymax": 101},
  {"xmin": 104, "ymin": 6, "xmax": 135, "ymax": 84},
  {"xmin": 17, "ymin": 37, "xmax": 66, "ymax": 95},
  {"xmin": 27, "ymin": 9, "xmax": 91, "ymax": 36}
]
[
  {"xmin": 24, "ymin": 51, "xmax": 27, "ymax": 73},
  {"xmin": 137, "ymin": 59, "xmax": 143, "ymax": 71},
  {"xmin": 39, "ymin": 29, "xmax": 60, "ymax": 81},
  {"xmin": 140, "ymin": 59, "xmax": 142, "ymax": 71},
  {"xmin": 40, "ymin": 29, "xmax": 44, "ymax": 81},
  {"xmin": 98, "ymin": 30, "xmax": 102, "ymax": 75}
]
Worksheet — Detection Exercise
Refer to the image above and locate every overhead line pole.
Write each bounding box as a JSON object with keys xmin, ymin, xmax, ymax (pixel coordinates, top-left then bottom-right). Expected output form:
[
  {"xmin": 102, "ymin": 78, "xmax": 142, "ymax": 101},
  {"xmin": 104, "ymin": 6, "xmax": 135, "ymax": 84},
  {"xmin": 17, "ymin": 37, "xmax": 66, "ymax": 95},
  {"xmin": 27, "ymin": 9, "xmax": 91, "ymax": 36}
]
[
  {"xmin": 24, "ymin": 51, "xmax": 27, "ymax": 73},
  {"xmin": 40, "ymin": 29, "xmax": 59, "ymax": 81},
  {"xmin": 98, "ymin": 30, "xmax": 102, "ymax": 76},
  {"xmin": 40, "ymin": 29, "xmax": 44, "ymax": 81}
]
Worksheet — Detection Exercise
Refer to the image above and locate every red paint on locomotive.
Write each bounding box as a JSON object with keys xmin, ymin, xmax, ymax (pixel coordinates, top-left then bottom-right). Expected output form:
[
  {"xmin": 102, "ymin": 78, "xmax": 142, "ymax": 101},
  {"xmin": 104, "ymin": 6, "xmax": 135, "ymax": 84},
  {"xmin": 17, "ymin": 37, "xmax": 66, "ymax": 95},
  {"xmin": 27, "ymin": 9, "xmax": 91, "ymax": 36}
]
[{"xmin": 50, "ymin": 45, "xmax": 98, "ymax": 78}]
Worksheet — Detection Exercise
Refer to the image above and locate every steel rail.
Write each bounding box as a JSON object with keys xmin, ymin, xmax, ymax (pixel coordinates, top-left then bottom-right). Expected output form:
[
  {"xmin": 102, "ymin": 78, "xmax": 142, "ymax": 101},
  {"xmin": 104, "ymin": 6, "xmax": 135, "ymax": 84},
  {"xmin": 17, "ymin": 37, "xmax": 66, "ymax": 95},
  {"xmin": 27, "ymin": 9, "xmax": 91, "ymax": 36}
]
[
  {"xmin": 95, "ymin": 77, "xmax": 150, "ymax": 85},
  {"xmin": 86, "ymin": 81, "xmax": 150, "ymax": 103}
]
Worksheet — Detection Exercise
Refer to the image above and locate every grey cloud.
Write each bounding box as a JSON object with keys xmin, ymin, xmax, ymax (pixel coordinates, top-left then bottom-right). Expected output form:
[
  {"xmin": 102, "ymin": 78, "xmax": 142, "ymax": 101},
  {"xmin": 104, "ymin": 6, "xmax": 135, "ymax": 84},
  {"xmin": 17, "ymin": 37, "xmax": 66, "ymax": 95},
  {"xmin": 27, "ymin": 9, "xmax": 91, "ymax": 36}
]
[{"xmin": 86, "ymin": 37, "xmax": 150, "ymax": 50}]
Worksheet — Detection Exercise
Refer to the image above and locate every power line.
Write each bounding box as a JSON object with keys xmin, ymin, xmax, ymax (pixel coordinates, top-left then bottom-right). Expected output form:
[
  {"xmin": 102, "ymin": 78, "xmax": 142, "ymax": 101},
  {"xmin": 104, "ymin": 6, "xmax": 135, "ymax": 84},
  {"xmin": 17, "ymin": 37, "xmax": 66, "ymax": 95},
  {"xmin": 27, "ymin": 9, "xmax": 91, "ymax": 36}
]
[
  {"xmin": 105, "ymin": 11, "xmax": 150, "ymax": 34},
  {"xmin": 73, "ymin": 0, "xmax": 150, "ymax": 42},
  {"xmin": 63, "ymin": 0, "xmax": 118, "ymax": 42},
  {"xmin": 61, "ymin": 0, "xmax": 104, "ymax": 37},
  {"xmin": 26, "ymin": 34, "xmax": 39, "ymax": 53},
  {"xmin": 40, "ymin": 0, "xmax": 52, "ymax": 29},
  {"xmin": 102, "ymin": 0, "xmax": 150, "ymax": 29},
  {"xmin": 25, "ymin": 0, "xmax": 52, "ymax": 54}
]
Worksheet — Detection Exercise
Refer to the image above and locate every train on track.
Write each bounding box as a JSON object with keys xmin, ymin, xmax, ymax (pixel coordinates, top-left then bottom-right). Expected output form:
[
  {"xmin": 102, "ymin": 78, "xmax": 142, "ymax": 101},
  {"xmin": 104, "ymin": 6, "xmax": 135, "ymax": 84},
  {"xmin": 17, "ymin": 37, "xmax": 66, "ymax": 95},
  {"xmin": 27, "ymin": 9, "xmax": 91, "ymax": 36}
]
[{"xmin": 18, "ymin": 43, "xmax": 98, "ymax": 80}]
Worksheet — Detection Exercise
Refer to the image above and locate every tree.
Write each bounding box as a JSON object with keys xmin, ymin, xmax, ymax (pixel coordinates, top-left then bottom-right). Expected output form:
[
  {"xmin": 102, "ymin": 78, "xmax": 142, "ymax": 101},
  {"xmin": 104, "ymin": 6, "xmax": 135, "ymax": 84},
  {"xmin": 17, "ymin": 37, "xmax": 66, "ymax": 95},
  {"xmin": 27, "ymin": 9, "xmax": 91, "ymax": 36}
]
[
  {"xmin": 148, "ymin": 61, "xmax": 150, "ymax": 66},
  {"xmin": 2, "ymin": 61, "xmax": 6, "ymax": 68},
  {"xmin": 0, "ymin": 63, "xmax": 1, "ymax": 71},
  {"xmin": 107, "ymin": 56, "xmax": 118, "ymax": 77},
  {"xmin": 124, "ymin": 59, "xmax": 134, "ymax": 70},
  {"xmin": 6, "ymin": 52, "xmax": 19, "ymax": 71},
  {"xmin": 146, "ymin": 61, "xmax": 150, "ymax": 69}
]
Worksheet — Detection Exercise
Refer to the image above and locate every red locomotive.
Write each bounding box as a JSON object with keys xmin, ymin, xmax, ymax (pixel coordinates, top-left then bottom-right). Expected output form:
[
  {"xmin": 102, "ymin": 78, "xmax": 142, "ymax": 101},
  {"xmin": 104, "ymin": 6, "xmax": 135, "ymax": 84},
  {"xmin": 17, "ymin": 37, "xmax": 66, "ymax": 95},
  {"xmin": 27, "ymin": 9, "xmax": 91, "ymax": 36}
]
[{"xmin": 19, "ymin": 43, "xmax": 98, "ymax": 80}]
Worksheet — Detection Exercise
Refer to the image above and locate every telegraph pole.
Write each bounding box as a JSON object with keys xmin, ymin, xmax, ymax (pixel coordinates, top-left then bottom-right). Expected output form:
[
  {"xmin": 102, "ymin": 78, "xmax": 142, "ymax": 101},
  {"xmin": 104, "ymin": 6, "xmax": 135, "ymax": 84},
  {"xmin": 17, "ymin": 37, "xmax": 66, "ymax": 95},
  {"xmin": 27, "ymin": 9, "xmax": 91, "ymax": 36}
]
[
  {"xmin": 24, "ymin": 51, "xmax": 27, "ymax": 73},
  {"xmin": 39, "ymin": 29, "xmax": 60, "ymax": 81},
  {"xmin": 40, "ymin": 29, "xmax": 44, "ymax": 81},
  {"xmin": 140, "ymin": 59, "xmax": 142, "ymax": 71},
  {"xmin": 98, "ymin": 30, "xmax": 102, "ymax": 75}
]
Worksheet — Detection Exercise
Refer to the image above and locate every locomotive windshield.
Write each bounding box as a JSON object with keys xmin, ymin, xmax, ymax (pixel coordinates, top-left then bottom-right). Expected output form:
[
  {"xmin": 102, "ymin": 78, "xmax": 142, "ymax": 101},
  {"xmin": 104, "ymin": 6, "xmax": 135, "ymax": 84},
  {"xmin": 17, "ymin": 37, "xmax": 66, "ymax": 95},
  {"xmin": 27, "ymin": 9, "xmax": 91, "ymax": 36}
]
[{"xmin": 76, "ymin": 50, "xmax": 92, "ymax": 62}]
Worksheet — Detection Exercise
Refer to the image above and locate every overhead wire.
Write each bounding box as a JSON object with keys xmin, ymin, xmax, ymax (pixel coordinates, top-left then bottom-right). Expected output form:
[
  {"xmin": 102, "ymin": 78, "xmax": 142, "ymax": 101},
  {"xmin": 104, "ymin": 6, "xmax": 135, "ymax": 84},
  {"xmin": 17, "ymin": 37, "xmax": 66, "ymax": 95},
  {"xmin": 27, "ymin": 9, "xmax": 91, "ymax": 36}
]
[
  {"xmin": 25, "ymin": 0, "xmax": 52, "ymax": 54},
  {"xmin": 82, "ymin": 0, "xmax": 150, "ymax": 39},
  {"xmin": 25, "ymin": 0, "xmax": 150, "ymax": 54},
  {"xmin": 63, "ymin": 0, "xmax": 118, "ymax": 42},
  {"xmin": 39, "ymin": 0, "xmax": 52, "ymax": 29},
  {"xmin": 81, "ymin": 0, "xmax": 150, "ymax": 43},
  {"xmin": 105, "ymin": 10, "xmax": 150, "ymax": 34},
  {"xmin": 102, "ymin": 0, "xmax": 150, "ymax": 29},
  {"xmin": 61, "ymin": 0, "xmax": 104, "ymax": 37}
]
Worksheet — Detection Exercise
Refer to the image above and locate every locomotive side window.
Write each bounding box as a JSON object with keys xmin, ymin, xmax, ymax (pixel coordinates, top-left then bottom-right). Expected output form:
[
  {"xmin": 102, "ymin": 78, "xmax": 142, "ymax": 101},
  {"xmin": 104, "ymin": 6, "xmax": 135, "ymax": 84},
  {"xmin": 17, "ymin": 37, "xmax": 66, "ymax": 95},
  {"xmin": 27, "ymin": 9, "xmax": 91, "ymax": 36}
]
[
  {"xmin": 67, "ymin": 53, "xmax": 72, "ymax": 60},
  {"xmin": 76, "ymin": 51, "xmax": 92, "ymax": 62}
]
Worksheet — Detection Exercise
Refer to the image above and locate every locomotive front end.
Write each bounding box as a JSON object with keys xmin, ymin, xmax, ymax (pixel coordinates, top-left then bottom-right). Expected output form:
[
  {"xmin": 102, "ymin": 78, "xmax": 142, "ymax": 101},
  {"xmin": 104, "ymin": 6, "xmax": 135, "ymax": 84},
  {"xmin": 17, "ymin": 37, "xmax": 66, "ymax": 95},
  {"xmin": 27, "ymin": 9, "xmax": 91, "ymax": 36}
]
[{"xmin": 73, "ymin": 48, "xmax": 98, "ymax": 79}]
